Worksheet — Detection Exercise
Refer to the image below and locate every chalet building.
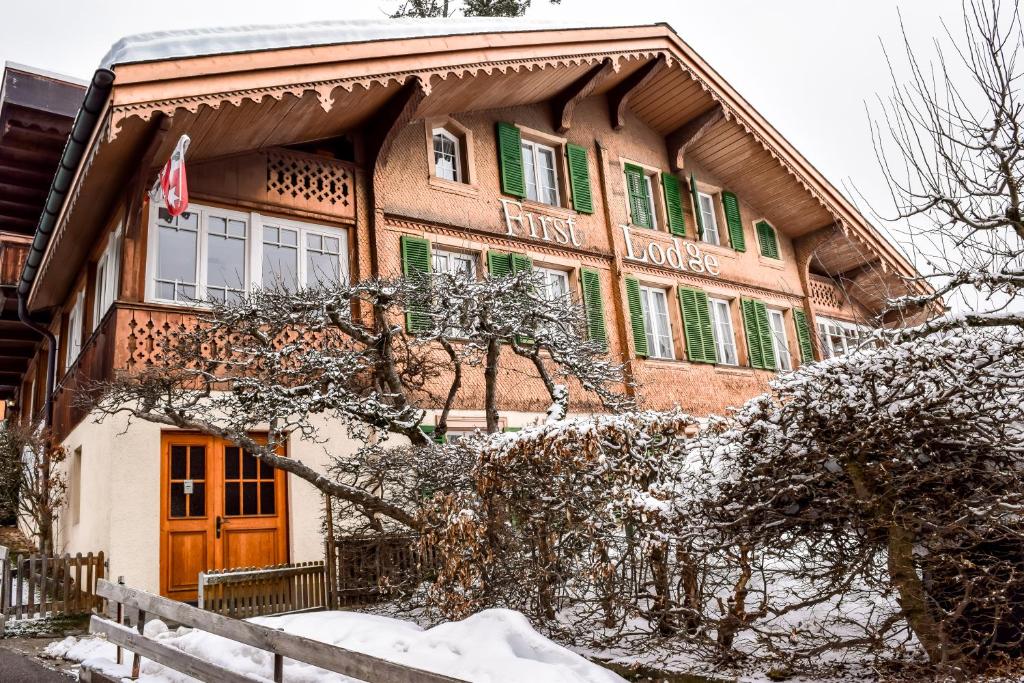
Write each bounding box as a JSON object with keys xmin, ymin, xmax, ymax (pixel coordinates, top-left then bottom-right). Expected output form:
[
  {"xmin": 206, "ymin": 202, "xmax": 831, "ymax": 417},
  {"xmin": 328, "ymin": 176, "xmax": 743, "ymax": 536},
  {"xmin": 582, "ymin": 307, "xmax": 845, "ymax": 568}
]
[{"xmin": 3, "ymin": 20, "xmax": 926, "ymax": 600}]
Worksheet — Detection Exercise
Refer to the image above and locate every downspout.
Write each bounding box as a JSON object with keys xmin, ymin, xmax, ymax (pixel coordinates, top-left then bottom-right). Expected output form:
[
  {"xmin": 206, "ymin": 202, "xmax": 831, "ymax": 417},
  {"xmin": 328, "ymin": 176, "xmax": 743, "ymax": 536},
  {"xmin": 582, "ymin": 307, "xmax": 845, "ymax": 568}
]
[{"xmin": 16, "ymin": 68, "xmax": 114, "ymax": 428}]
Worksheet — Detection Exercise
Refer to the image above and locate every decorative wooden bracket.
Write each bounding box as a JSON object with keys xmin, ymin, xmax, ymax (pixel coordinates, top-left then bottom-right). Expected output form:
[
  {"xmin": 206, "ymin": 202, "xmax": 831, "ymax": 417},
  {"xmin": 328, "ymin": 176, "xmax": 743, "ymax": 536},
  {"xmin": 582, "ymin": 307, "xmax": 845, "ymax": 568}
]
[
  {"xmin": 552, "ymin": 58, "xmax": 615, "ymax": 133},
  {"xmin": 368, "ymin": 76, "xmax": 428, "ymax": 171},
  {"xmin": 666, "ymin": 104, "xmax": 724, "ymax": 171},
  {"xmin": 607, "ymin": 54, "xmax": 667, "ymax": 131}
]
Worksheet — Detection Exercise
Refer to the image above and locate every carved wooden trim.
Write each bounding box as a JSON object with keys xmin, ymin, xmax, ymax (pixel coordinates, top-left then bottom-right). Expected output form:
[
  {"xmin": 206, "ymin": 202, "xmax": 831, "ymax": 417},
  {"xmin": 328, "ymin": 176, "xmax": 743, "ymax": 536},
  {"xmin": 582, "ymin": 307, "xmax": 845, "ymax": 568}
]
[
  {"xmin": 666, "ymin": 103, "xmax": 724, "ymax": 171},
  {"xmin": 607, "ymin": 54, "xmax": 667, "ymax": 130},
  {"xmin": 553, "ymin": 57, "xmax": 615, "ymax": 133}
]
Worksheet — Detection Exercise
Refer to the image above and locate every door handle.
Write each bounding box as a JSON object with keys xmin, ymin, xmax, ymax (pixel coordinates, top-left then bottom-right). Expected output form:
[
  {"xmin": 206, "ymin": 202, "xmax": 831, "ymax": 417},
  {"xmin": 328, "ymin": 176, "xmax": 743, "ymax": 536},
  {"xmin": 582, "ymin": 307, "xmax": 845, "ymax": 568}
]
[{"xmin": 216, "ymin": 515, "xmax": 223, "ymax": 539}]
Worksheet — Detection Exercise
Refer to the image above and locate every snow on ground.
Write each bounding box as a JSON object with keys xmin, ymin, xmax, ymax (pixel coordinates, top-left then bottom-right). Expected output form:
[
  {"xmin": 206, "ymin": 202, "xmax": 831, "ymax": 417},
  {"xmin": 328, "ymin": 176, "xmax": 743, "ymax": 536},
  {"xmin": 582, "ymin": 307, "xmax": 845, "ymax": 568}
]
[{"xmin": 45, "ymin": 608, "xmax": 627, "ymax": 683}]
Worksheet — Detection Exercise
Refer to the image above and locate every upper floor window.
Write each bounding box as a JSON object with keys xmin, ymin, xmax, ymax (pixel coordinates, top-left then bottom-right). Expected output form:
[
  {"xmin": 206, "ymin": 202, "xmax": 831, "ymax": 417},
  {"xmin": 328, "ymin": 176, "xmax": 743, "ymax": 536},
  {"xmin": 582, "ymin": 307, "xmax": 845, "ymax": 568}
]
[
  {"xmin": 708, "ymin": 297, "xmax": 738, "ymax": 365},
  {"xmin": 65, "ymin": 290, "xmax": 84, "ymax": 372},
  {"xmin": 817, "ymin": 317, "xmax": 867, "ymax": 359},
  {"xmin": 767, "ymin": 309, "xmax": 792, "ymax": 371},
  {"xmin": 93, "ymin": 225, "xmax": 122, "ymax": 330},
  {"xmin": 638, "ymin": 285, "xmax": 674, "ymax": 360},
  {"xmin": 521, "ymin": 139, "xmax": 560, "ymax": 206},
  {"xmin": 624, "ymin": 164, "xmax": 658, "ymax": 230},
  {"xmin": 148, "ymin": 203, "xmax": 348, "ymax": 305},
  {"xmin": 756, "ymin": 220, "xmax": 781, "ymax": 259},
  {"xmin": 432, "ymin": 248, "xmax": 478, "ymax": 280},
  {"xmin": 536, "ymin": 266, "xmax": 570, "ymax": 301},
  {"xmin": 697, "ymin": 192, "xmax": 721, "ymax": 246},
  {"xmin": 433, "ymin": 128, "xmax": 462, "ymax": 183}
]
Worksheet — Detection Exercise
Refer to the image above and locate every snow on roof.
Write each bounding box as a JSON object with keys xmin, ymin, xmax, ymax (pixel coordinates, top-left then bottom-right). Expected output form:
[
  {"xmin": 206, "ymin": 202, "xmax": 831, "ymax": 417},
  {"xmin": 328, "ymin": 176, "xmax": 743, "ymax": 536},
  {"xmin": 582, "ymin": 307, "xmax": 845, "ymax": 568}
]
[{"xmin": 101, "ymin": 17, "xmax": 641, "ymax": 69}]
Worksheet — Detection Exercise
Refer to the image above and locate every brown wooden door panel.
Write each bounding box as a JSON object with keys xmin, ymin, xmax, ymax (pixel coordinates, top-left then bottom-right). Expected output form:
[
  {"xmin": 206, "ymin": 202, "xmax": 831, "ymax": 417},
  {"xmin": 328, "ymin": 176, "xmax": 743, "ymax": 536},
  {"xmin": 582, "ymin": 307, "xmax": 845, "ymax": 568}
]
[{"xmin": 160, "ymin": 434, "xmax": 288, "ymax": 600}]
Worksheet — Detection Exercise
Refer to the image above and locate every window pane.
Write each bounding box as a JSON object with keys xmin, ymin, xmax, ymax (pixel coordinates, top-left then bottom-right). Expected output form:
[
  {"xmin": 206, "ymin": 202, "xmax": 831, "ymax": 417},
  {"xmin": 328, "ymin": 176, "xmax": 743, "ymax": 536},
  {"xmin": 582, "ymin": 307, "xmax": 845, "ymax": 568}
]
[
  {"xmin": 643, "ymin": 175, "xmax": 657, "ymax": 229},
  {"xmin": 433, "ymin": 132, "xmax": 459, "ymax": 182},
  {"xmin": 259, "ymin": 458, "xmax": 273, "ymax": 479},
  {"xmin": 189, "ymin": 446, "xmax": 205, "ymax": 480},
  {"xmin": 170, "ymin": 445, "xmax": 187, "ymax": 480},
  {"xmin": 307, "ymin": 250, "xmax": 341, "ymax": 286},
  {"xmin": 522, "ymin": 143, "xmax": 538, "ymax": 202},
  {"xmin": 170, "ymin": 483, "xmax": 185, "ymax": 518},
  {"xmin": 242, "ymin": 482, "xmax": 258, "ymax": 515},
  {"xmin": 262, "ymin": 226, "xmax": 299, "ymax": 290},
  {"xmin": 225, "ymin": 447, "xmax": 240, "ymax": 479},
  {"xmin": 156, "ymin": 217, "xmax": 198, "ymax": 301},
  {"xmin": 710, "ymin": 299, "xmax": 737, "ymax": 365},
  {"xmin": 189, "ymin": 482, "xmax": 206, "ymax": 517},
  {"xmin": 207, "ymin": 216, "xmax": 246, "ymax": 303},
  {"xmin": 768, "ymin": 311, "xmax": 792, "ymax": 371},
  {"xmin": 538, "ymin": 147, "xmax": 558, "ymax": 205},
  {"xmin": 225, "ymin": 482, "xmax": 240, "ymax": 516},
  {"xmin": 260, "ymin": 482, "xmax": 276, "ymax": 515},
  {"xmin": 242, "ymin": 450, "xmax": 258, "ymax": 479}
]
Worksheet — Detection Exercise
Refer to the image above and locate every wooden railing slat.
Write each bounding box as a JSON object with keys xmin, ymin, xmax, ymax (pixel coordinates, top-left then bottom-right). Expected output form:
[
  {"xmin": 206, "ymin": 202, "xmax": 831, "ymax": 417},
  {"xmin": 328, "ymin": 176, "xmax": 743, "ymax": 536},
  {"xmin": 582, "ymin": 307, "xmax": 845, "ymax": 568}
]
[{"xmin": 96, "ymin": 580, "xmax": 464, "ymax": 683}]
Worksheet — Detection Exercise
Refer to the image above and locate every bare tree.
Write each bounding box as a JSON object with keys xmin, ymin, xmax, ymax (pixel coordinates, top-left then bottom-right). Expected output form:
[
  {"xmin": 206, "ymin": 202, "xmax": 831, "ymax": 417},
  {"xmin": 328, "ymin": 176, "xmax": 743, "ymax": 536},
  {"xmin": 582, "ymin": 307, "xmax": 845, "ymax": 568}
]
[
  {"xmin": 388, "ymin": 0, "xmax": 559, "ymax": 17},
  {"xmin": 89, "ymin": 272, "xmax": 628, "ymax": 532},
  {"xmin": 872, "ymin": 0, "xmax": 1024, "ymax": 335},
  {"xmin": 0, "ymin": 423, "xmax": 66, "ymax": 554}
]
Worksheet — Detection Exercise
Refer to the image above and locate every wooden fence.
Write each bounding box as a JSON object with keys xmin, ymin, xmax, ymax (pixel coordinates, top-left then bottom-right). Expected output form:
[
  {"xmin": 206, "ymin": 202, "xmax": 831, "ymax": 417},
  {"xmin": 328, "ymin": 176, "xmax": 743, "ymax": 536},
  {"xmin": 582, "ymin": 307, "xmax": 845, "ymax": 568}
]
[
  {"xmin": 82, "ymin": 579, "xmax": 465, "ymax": 683},
  {"xmin": 328, "ymin": 534, "xmax": 436, "ymax": 607},
  {"xmin": 0, "ymin": 545, "xmax": 104, "ymax": 632},
  {"xmin": 199, "ymin": 561, "xmax": 327, "ymax": 618}
]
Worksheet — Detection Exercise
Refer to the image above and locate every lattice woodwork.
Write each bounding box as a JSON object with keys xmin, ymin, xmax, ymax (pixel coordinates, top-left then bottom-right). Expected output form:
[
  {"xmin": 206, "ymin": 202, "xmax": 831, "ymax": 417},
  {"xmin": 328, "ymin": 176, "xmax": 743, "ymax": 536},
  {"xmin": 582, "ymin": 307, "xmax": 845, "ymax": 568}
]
[
  {"xmin": 809, "ymin": 275, "xmax": 845, "ymax": 311},
  {"xmin": 266, "ymin": 150, "xmax": 352, "ymax": 213}
]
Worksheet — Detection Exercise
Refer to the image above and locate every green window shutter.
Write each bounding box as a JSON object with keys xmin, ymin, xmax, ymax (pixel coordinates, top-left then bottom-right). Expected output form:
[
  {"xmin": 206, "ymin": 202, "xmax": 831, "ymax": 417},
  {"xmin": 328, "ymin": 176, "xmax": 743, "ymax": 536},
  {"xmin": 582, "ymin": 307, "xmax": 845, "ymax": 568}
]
[
  {"xmin": 754, "ymin": 300, "xmax": 776, "ymax": 370},
  {"xmin": 756, "ymin": 221, "xmax": 780, "ymax": 259},
  {"xmin": 488, "ymin": 251, "xmax": 513, "ymax": 277},
  {"xmin": 741, "ymin": 299, "xmax": 776, "ymax": 369},
  {"xmin": 661, "ymin": 172, "xmax": 686, "ymax": 237},
  {"xmin": 510, "ymin": 253, "xmax": 532, "ymax": 274},
  {"xmin": 497, "ymin": 122, "xmax": 526, "ymax": 198},
  {"xmin": 793, "ymin": 308, "xmax": 814, "ymax": 364},
  {"xmin": 502, "ymin": 426, "xmax": 522, "ymax": 433},
  {"xmin": 678, "ymin": 287, "xmax": 716, "ymax": 363},
  {"xmin": 721, "ymin": 191, "xmax": 745, "ymax": 252},
  {"xmin": 420, "ymin": 425, "xmax": 446, "ymax": 444},
  {"xmin": 401, "ymin": 235, "xmax": 431, "ymax": 333},
  {"xmin": 689, "ymin": 173, "xmax": 704, "ymax": 238},
  {"xmin": 566, "ymin": 143, "xmax": 594, "ymax": 214},
  {"xmin": 624, "ymin": 164, "xmax": 653, "ymax": 229},
  {"xmin": 624, "ymin": 277, "xmax": 648, "ymax": 357},
  {"xmin": 580, "ymin": 268, "xmax": 608, "ymax": 350}
]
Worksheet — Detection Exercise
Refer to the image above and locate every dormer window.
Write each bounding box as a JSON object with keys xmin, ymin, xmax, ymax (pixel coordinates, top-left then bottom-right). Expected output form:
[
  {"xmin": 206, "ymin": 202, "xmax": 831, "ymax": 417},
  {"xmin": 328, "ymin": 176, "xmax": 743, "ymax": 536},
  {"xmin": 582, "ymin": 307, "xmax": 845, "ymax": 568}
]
[{"xmin": 432, "ymin": 128, "xmax": 462, "ymax": 183}]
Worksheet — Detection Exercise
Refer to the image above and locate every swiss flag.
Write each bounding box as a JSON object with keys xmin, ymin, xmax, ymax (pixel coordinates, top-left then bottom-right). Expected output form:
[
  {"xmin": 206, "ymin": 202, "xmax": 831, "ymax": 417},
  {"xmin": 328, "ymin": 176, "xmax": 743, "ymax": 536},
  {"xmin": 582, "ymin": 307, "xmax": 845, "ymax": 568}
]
[{"xmin": 154, "ymin": 134, "xmax": 191, "ymax": 217}]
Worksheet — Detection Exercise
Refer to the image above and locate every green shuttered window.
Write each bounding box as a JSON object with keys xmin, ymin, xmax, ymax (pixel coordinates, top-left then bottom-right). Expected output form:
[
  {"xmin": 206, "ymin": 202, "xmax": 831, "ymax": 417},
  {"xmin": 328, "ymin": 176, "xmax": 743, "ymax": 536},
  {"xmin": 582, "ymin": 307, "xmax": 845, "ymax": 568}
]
[
  {"xmin": 420, "ymin": 425, "xmax": 446, "ymax": 444},
  {"xmin": 624, "ymin": 277, "xmax": 648, "ymax": 357},
  {"xmin": 566, "ymin": 143, "xmax": 594, "ymax": 214},
  {"xmin": 756, "ymin": 221, "xmax": 780, "ymax": 259},
  {"xmin": 624, "ymin": 164, "xmax": 654, "ymax": 229},
  {"xmin": 689, "ymin": 173, "xmax": 704, "ymax": 238},
  {"xmin": 487, "ymin": 251, "xmax": 531, "ymax": 277},
  {"xmin": 580, "ymin": 268, "xmax": 608, "ymax": 350},
  {"xmin": 793, "ymin": 308, "xmax": 815, "ymax": 364},
  {"xmin": 741, "ymin": 298, "xmax": 776, "ymax": 370},
  {"xmin": 678, "ymin": 287, "xmax": 717, "ymax": 363},
  {"xmin": 497, "ymin": 122, "xmax": 526, "ymax": 198},
  {"xmin": 721, "ymin": 191, "xmax": 745, "ymax": 252},
  {"xmin": 661, "ymin": 172, "xmax": 686, "ymax": 237},
  {"xmin": 401, "ymin": 235, "xmax": 431, "ymax": 333}
]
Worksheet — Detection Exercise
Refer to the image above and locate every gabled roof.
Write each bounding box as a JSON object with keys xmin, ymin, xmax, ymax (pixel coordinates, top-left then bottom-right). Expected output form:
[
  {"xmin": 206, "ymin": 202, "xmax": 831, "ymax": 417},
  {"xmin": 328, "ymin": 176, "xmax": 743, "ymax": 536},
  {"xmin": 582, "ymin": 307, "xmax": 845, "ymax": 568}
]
[{"xmin": 25, "ymin": 20, "xmax": 927, "ymax": 312}]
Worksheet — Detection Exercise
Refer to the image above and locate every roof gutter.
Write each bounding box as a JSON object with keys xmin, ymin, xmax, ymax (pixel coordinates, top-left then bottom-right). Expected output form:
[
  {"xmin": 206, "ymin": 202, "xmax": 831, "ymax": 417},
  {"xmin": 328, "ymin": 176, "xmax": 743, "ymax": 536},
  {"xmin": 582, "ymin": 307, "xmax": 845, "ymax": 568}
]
[
  {"xmin": 15, "ymin": 68, "xmax": 113, "ymax": 428},
  {"xmin": 18, "ymin": 68, "xmax": 115, "ymax": 300}
]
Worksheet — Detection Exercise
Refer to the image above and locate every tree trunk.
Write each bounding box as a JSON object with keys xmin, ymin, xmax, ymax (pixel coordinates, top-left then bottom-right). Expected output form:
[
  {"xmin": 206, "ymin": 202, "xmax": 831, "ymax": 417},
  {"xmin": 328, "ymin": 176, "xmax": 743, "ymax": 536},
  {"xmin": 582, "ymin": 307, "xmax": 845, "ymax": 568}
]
[
  {"xmin": 649, "ymin": 541, "xmax": 676, "ymax": 635},
  {"xmin": 484, "ymin": 339, "xmax": 500, "ymax": 433}
]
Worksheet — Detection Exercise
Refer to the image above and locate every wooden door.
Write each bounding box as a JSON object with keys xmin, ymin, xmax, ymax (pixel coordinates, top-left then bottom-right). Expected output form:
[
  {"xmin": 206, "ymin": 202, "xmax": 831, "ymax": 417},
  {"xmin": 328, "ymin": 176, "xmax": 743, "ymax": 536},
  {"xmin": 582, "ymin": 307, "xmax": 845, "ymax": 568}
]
[{"xmin": 160, "ymin": 434, "xmax": 288, "ymax": 601}]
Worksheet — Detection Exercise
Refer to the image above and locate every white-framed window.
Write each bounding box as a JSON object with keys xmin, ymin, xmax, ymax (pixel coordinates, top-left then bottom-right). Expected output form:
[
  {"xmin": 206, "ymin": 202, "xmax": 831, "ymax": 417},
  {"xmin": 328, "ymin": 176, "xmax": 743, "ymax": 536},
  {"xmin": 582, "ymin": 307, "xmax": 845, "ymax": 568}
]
[
  {"xmin": 536, "ymin": 266, "xmax": 570, "ymax": 302},
  {"xmin": 65, "ymin": 289, "xmax": 84, "ymax": 372},
  {"xmin": 708, "ymin": 297, "xmax": 738, "ymax": 365},
  {"xmin": 432, "ymin": 128, "xmax": 462, "ymax": 183},
  {"xmin": 816, "ymin": 317, "xmax": 866, "ymax": 359},
  {"xmin": 521, "ymin": 139, "xmax": 560, "ymax": 206},
  {"xmin": 698, "ymin": 192, "xmax": 721, "ymax": 246},
  {"xmin": 93, "ymin": 225, "xmax": 121, "ymax": 330},
  {"xmin": 767, "ymin": 309, "xmax": 792, "ymax": 371},
  {"xmin": 638, "ymin": 285, "xmax": 674, "ymax": 360},
  {"xmin": 432, "ymin": 248, "xmax": 478, "ymax": 280},
  {"xmin": 147, "ymin": 203, "xmax": 349, "ymax": 304}
]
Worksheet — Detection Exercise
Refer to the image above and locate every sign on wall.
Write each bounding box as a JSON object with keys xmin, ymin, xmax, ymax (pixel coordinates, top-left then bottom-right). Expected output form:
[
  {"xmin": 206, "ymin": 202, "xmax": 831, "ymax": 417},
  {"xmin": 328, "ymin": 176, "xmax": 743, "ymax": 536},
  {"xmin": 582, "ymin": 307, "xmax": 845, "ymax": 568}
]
[
  {"xmin": 620, "ymin": 225, "xmax": 721, "ymax": 276},
  {"xmin": 501, "ymin": 199, "xmax": 583, "ymax": 247}
]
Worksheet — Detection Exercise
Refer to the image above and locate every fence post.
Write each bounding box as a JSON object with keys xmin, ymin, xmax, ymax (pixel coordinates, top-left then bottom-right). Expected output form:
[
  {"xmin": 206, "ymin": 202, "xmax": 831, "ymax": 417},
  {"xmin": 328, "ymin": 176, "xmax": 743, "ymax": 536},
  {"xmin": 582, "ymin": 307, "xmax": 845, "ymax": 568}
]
[
  {"xmin": 198, "ymin": 572, "xmax": 206, "ymax": 610},
  {"xmin": 324, "ymin": 494, "xmax": 336, "ymax": 610},
  {"xmin": 0, "ymin": 546, "xmax": 8, "ymax": 635}
]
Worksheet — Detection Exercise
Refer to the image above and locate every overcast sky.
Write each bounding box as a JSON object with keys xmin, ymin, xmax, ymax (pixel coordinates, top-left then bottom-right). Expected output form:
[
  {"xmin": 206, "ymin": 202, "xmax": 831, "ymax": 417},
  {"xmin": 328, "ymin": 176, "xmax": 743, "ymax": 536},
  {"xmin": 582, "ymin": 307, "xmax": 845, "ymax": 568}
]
[{"xmin": 0, "ymin": 0, "xmax": 969, "ymax": 262}]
